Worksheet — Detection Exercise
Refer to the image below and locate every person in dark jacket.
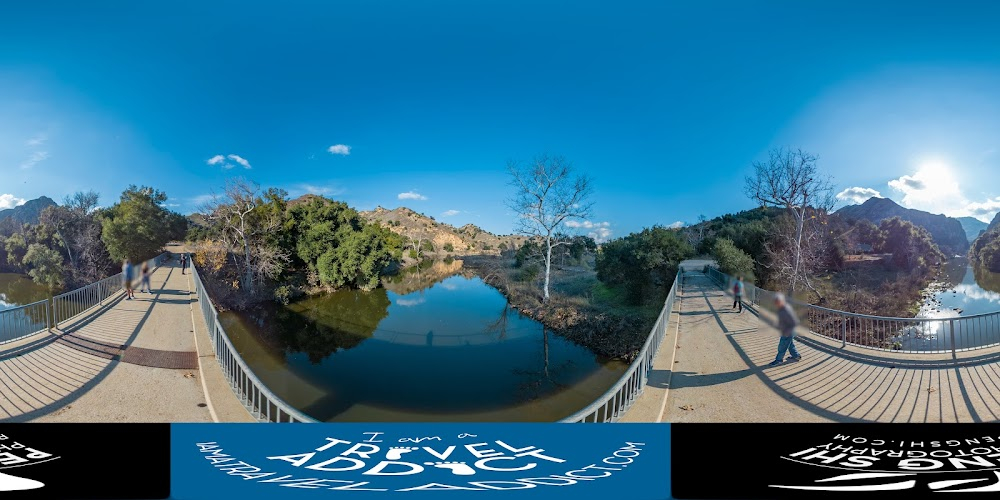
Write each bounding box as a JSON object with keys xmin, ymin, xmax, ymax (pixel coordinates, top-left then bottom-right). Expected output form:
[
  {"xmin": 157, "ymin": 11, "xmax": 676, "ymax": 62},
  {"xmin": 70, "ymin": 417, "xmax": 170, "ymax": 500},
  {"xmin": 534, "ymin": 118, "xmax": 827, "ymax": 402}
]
[{"xmin": 768, "ymin": 293, "xmax": 801, "ymax": 366}]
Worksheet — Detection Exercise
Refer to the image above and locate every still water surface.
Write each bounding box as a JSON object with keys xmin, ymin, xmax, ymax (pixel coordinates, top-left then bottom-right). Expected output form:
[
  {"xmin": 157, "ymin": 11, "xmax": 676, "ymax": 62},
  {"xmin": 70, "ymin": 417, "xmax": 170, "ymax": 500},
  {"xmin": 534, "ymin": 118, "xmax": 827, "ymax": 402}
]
[{"xmin": 219, "ymin": 261, "xmax": 627, "ymax": 421}]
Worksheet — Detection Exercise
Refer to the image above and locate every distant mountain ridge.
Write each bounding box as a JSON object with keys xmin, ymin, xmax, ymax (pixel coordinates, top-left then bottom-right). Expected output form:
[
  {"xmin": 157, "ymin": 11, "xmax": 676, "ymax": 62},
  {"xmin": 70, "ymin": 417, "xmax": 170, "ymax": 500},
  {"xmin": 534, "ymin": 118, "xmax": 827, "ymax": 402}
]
[
  {"xmin": 835, "ymin": 197, "xmax": 969, "ymax": 255},
  {"xmin": 957, "ymin": 216, "xmax": 989, "ymax": 243},
  {"xmin": 0, "ymin": 196, "xmax": 57, "ymax": 226}
]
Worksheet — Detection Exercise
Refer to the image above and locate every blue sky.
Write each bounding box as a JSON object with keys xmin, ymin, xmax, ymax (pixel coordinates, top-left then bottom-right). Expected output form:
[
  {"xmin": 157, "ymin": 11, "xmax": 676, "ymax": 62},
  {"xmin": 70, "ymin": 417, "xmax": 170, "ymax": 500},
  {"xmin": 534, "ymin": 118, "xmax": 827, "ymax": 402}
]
[
  {"xmin": 0, "ymin": 1, "xmax": 668, "ymax": 242},
  {"xmin": 668, "ymin": 0, "xmax": 1000, "ymax": 224},
  {"xmin": 4, "ymin": 2, "xmax": 1000, "ymax": 244}
]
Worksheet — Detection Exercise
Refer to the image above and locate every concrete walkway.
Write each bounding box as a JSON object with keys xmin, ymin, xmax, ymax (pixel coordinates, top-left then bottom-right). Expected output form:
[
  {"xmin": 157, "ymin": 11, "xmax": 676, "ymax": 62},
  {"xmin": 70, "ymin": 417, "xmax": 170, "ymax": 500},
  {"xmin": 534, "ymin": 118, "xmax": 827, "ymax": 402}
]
[
  {"xmin": 623, "ymin": 262, "xmax": 1000, "ymax": 423},
  {"xmin": 0, "ymin": 245, "xmax": 253, "ymax": 422}
]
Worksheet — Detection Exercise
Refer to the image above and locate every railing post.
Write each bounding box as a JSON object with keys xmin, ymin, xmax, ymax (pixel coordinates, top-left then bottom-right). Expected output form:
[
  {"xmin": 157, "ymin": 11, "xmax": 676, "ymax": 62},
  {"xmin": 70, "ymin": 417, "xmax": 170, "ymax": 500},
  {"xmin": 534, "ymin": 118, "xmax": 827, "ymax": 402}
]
[
  {"xmin": 841, "ymin": 317, "xmax": 846, "ymax": 348},
  {"xmin": 950, "ymin": 319, "xmax": 956, "ymax": 356}
]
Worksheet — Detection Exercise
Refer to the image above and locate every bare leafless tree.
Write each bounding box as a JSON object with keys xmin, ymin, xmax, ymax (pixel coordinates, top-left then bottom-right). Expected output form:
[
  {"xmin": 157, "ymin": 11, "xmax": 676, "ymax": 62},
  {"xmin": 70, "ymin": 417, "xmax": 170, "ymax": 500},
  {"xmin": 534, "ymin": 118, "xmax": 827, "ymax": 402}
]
[
  {"xmin": 507, "ymin": 155, "xmax": 593, "ymax": 302},
  {"xmin": 745, "ymin": 148, "xmax": 835, "ymax": 298},
  {"xmin": 202, "ymin": 178, "xmax": 289, "ymax": 294}
]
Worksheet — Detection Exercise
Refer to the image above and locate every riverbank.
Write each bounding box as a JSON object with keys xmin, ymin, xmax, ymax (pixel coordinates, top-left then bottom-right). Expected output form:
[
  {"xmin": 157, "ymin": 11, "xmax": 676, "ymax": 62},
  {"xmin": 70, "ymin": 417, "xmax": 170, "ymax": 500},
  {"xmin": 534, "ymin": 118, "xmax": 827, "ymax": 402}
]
[
  {"xmin": 807, "ymin": 255, "xmax": 949, "ymax": 318},
  {"xmin": 461, "ymin": 255, "xmax": 658, "ymax": 362}
]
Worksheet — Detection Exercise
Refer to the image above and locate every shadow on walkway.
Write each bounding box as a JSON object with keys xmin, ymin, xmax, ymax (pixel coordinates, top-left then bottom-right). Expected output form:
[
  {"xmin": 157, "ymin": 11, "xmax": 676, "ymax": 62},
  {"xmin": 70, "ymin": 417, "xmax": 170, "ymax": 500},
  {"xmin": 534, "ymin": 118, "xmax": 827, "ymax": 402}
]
[
  {"xmin": 0, "ymin": 258, "xmax": 193, "ymax": 421},
  {"xmin": 661, "ymin": 271, "xmax": 1000, "ymax": 423}
]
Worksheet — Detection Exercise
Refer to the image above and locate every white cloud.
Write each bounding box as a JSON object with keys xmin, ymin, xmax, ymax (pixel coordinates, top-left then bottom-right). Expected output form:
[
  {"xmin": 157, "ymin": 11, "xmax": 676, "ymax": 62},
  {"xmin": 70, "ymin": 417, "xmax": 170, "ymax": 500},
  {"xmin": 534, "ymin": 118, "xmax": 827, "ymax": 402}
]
[
  {"xmin": 668, "ymin": 221, "xmax": 685, "ymax": 229},
  {"xmin": 886, "ymin": 162, "xmax": 967, "ymax": 216},
  {"xmin": 0, "ymin": 194, "xmax": 27, "ymax": 209},
  {"xmin": 227, "ymin": 154, "xmax": 252, "ymax": 169},
  {"xmin": 207, "ymin": 153, "xmax": 252, "ymax": 169},
  {"xmin": 328, "ymin": 144, "xmax": 351, "ymax": 155},
  {"xmin": 888, "ymin": 175, "xmax": 924, "ymax": 191},
  {"xmin": 442, "ymin": 210, "xmax": 460, "ymax": 217},
  {"xmin": 20, "ymin": 151, "xmax": 49, "ymax": 169},
  {"xmin": 25, "ymin": 133, "xmax": 47, "ymax": 147},
  {"xmin": 963, "ymin": 197, "xmax": 1000, "ymax": 223},
  {"xmin": 398, "ymin": 191, "xmax": 428, "ymax": 201},
  {"xmin": 836, "ymin": 187, "xmax": 882, "ymax": 205},
  {"xmin": 564, "ymin": 219, "xmax": 613, "ymax": 242},
  {"xmin": 589, "ymin": 227, "xmax": 613, "ymax": 243},
  {"xmin": 565, "ymin": 220, "xmax": 611, "ymax": 229}
]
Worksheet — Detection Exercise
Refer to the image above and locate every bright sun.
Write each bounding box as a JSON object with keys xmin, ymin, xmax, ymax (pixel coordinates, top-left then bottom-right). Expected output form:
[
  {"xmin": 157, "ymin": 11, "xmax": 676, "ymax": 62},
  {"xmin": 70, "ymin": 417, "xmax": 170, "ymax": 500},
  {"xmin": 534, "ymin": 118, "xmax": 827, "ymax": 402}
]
[{"xmin": 917, "ymin": 161, "xmax": 956, "ymax": 187}]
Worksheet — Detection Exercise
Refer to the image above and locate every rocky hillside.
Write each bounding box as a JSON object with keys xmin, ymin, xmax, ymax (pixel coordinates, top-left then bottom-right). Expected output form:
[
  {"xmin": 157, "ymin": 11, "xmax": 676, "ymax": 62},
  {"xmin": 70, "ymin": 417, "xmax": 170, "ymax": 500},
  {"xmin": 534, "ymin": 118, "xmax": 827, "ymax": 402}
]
[
  {"xmin": 359, "ymin": 206, "xmax": 528, "ymax": 259},
  {"xmin": 0, "ymin": 196, "xmax": 57, "ymax": 225},
  {"xmin": 987, "ymin": 212, "xmax": 1000, "ymax": 234},
  {"xmin": 957, "ymin": 216, "xmax": 989, "ymax": 243},
  {"xmin": 836, "ymin": 197, "xmax": 969, "ymax": 255}
]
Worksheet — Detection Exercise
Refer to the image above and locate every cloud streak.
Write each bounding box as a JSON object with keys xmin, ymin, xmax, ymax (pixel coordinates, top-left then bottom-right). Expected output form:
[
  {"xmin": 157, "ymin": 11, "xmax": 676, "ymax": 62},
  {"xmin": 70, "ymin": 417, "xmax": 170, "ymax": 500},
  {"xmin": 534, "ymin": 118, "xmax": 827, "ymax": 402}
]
[
  {"xmin": 442, "ymin": 210, "xmax": 460, "ymax": 217},
  {"xmin": 328, "ymin": 144, "xmax": 351, "ymax": 155},
  {"xmin": 20, "ymin": 151, "xmax": 49, "ymax": 169},
  {"xmin": 207, "ymin": 153, "xmax": 252, "ymax": 169},
  {"xmin": 227, "ymin": 154, "xmax": 252, "ymax": 169},
  {"xmin": 299, "ymin": 184, "xmax": 346, "ymax": 196},
  {"xmin": 25, "ymin": 133, "xmax": 47, "ymax": 147},
  {"xmin": 668, "ymin": 221, "xmax": 685, "ymax": 229},
  {"xmin": 398, "ymin": 191, "xmax": 428, "ymax": 201}
]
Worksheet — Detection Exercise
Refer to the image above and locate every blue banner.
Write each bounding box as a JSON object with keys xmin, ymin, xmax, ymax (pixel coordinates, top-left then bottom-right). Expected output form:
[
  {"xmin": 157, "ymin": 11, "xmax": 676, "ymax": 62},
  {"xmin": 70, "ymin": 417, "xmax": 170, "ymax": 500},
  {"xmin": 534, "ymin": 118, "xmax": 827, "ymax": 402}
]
[{"xmin": 170, "ymin": 423, "xmax": 669, "ymax": 499}]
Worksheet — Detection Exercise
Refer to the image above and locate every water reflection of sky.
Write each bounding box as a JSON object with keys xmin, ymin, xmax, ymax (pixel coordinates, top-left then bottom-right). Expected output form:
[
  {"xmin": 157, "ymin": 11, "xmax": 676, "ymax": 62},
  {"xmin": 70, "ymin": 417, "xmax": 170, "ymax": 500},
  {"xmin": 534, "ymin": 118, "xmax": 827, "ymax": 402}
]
[
  {"xmin": 374, "ymin": 275, "xmax": 542, "ymax": 346},
  {"xmin": 919, "ymin": 264, "xmax": 1000, "ymax": 319}
]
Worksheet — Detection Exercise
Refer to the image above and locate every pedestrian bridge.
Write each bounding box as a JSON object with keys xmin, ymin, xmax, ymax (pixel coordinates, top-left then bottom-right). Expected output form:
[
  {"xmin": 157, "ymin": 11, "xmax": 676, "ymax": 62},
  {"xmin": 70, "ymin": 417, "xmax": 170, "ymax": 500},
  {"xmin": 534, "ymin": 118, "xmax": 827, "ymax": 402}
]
[{"xmin": 3, "ymin": 252, "xmax": 1000, "ymax": 424}]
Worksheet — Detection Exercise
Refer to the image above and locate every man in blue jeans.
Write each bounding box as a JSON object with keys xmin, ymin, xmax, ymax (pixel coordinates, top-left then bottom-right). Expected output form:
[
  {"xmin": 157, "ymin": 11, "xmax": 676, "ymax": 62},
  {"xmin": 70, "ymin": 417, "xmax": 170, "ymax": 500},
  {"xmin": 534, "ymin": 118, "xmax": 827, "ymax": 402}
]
[{"xmin": 768, "ymin": 293, "xmax": 801, "ymax": 366}]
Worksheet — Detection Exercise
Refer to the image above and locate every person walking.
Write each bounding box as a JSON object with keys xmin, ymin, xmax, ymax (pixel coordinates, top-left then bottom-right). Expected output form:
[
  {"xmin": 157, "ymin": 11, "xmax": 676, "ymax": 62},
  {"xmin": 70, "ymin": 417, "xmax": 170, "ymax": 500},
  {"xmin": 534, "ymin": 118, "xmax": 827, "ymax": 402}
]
[
  {"xmin": 140, "ymin": 262, "xmax": 152, "ymax": 294},
  {"xmin": 732, "ymin": 276, "xmax": 744, "ymax": 313},
  {"xmin": 767, "ymin": 293, "xmax": 801, "ymax": 366},
  {"xmin": 181, "ymin": 254, "xmax": 188, "ymax": 275},
  {"xmin": 122, "ymin": 258, "xmax": 135, "ymax": 300}
]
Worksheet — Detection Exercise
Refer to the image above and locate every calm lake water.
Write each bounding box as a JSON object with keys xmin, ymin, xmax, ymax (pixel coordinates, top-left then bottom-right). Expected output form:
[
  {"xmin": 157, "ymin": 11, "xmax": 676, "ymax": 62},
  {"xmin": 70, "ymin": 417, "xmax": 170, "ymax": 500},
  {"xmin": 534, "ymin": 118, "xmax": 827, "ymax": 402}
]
[
  {"xmin": 0, "ymin": 273, "xmax": 48, "ymax": 311},
  {"xmin": 218, "ymin": 260, "xmax": 627, "ymax": 422},
  {"xmin": 905, "ymin": 258, "xmax": 1000, "ymax": 349}
]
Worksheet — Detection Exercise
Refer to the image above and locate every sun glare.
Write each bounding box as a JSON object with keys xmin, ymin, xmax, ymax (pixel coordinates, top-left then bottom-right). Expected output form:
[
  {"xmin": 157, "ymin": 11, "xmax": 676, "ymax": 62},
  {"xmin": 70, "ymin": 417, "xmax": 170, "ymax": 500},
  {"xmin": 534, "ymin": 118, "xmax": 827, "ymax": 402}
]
[{"xmin": 917, "ymin": 161, "xmax": 956, "ymax": 187}]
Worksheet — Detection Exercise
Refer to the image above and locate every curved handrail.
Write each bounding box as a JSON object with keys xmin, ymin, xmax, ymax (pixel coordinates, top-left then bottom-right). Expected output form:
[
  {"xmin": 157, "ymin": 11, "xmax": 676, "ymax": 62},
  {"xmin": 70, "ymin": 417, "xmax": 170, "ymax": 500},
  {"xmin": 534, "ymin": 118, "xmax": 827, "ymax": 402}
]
[
  {"xmin": 705, "ymin": 266, "xmax": 1000, "ymax": 354},
  {"xmin": 559, "ymin": 272, "xmax": 679, "ymax": 423},
  {"xmin": 188, "ymin": 257, "xmax": 316, "ymax": 422}
]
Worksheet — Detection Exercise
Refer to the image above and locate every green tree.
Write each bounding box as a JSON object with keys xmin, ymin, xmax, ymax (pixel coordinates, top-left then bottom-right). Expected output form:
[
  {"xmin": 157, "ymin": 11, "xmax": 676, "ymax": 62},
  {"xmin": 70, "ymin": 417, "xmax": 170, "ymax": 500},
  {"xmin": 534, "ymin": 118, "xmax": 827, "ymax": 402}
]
[
  {"xmin": 443, "ymin": 242, "xmax": 454, "ymax": 252},
  {"xmin": 879, "ymin": 217, "xmax": 944, "ymax": 272},
  {"xmin": 713, "ymin": 238, "xmax": 755, "ymax": 282},
  {"xmin": 597, "ymin": 226, "xmax": 694, "ymax": 305},
  {"xmin": 23, "ymin": 243, "xmax": 65, "ymax": 292},
  {"xmin": 100, "ymin": 186, "xmax": 175, "ymax": 263},
  {"xmin": 287, "ymin": 196, "xmax": 402, "ymax": 290}
]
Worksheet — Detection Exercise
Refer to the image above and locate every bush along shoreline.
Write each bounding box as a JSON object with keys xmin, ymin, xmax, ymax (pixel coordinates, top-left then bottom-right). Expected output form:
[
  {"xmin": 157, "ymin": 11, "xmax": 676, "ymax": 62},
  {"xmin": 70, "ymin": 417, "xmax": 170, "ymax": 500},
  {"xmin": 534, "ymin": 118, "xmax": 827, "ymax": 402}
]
[{"xmin": 462, "ymin": 255, "xmax": 653, "ymax": 363}]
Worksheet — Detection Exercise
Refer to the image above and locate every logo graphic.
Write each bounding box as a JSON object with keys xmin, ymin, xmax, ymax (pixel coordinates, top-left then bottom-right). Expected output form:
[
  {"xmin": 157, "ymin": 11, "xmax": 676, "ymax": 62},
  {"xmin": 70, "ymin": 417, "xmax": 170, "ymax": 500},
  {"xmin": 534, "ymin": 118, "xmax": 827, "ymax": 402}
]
[
  {"xmin": 0, "ymin": 432, "xmax": 59, "ymax": 491},
  {"xmin": 176, "ymin": 424, "xmax": 660, "ymax": 496},
  {"xmin": 772, "ymin": 433, "xmax": 1000, "ymax": 493}
]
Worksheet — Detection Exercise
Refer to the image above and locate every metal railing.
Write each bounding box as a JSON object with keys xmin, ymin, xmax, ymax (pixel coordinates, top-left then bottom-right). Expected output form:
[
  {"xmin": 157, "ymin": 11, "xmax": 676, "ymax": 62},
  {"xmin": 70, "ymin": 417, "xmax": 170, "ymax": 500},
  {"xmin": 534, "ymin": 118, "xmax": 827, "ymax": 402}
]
[
  {"xmin": 0, "ymin": 300, "xmax": 50, "ymax": 344},
  {"xmin": 52, "ymin": 253, "xmax": 171, "ymax": 327},
  {"xmin": 706, "ymin": 266, "xmax": 1000, "ymax": 354},
  {"xmin": 0, "ymin": 252, "xmax": 171, "ymax": 343},
  {"xmin": 188, "ymin": 256, "xmax": 317, "ymax": 422},
  {"xmin": 559, "ymin": 271, "xmax": 681, "ymax": 422}
]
